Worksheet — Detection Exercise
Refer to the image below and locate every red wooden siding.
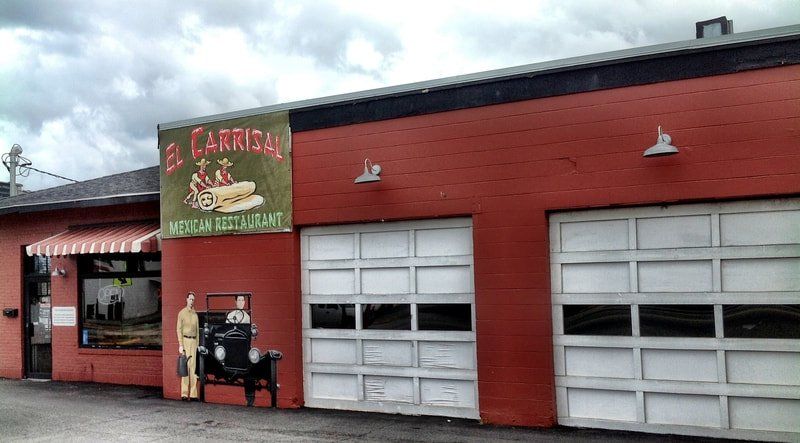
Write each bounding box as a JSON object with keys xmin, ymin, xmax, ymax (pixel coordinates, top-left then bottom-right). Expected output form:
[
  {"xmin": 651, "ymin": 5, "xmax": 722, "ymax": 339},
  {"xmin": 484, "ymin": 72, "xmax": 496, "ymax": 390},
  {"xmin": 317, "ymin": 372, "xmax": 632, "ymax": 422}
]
[
  {"xmin": 159, "ymin": 232, "xmax": 303, "ymax": 408},
  {"xmin": 290, "ymin": 65, "xmax": 800, "ymax": 426}
]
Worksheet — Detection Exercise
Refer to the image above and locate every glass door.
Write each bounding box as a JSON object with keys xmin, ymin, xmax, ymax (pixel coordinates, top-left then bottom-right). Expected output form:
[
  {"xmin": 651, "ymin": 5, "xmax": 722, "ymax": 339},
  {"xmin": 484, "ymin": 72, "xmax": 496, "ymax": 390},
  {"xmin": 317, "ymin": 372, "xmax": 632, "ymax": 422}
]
[{"xmin": 24, "ymin": 255, "xmax": 52, "ymax": 379}]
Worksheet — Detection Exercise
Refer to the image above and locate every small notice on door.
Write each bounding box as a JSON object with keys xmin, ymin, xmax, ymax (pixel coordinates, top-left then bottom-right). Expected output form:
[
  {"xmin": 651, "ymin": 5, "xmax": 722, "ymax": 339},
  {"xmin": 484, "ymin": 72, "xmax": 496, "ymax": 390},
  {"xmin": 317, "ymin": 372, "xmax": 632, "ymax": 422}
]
[{"xmin": 52, "ymin": 307, "xmax": 76, "ymax": 327}]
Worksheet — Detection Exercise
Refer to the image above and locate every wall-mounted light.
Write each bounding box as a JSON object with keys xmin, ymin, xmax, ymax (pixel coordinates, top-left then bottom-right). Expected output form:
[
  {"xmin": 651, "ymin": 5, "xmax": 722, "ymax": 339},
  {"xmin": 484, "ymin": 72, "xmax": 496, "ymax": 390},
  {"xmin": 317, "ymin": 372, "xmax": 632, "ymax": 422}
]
[
  {"xmin": 51, "ymin": 268, "xmax": 66, "ymax": 277},
  {"xmin": 643, "ymin": 126, "xmax": 679, "ymax": 157},
  {"xmin": 354, "ymin": 158, "xmax": 382, "ymax": 184}
]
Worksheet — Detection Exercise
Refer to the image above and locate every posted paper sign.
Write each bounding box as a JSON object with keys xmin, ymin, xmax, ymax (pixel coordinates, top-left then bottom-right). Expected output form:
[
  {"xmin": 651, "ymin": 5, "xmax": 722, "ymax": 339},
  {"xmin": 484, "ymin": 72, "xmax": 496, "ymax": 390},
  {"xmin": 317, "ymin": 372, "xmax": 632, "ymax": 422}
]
[{"xmin": 52, "ymin": 307, "xmax": 76, "ymax": 327}]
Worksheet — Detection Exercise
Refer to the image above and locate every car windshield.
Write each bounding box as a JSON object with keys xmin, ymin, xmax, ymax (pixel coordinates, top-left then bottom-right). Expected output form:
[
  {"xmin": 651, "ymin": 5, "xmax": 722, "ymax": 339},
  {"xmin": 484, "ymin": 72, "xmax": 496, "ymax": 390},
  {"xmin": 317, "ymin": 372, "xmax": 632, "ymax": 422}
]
[{"xmin": 204, "ymin": 293, "xmax": 251, "ymax": 313}]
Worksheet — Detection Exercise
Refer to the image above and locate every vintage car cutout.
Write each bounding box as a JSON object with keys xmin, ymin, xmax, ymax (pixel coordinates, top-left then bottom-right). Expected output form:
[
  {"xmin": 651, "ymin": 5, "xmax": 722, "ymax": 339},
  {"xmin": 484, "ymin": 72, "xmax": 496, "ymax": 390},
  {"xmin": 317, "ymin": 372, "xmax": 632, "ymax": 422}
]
[{"xmin": 197, "ymin": 292, "xmax": 282, "ymax": 407}]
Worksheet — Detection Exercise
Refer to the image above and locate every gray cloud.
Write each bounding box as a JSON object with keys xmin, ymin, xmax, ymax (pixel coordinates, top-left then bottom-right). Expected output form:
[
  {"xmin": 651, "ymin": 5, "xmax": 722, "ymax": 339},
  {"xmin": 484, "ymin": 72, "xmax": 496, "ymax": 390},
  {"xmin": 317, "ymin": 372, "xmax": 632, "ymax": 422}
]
[{"xmin": 0, "ymin": 0, "xmax": 796, "ymax": 190}]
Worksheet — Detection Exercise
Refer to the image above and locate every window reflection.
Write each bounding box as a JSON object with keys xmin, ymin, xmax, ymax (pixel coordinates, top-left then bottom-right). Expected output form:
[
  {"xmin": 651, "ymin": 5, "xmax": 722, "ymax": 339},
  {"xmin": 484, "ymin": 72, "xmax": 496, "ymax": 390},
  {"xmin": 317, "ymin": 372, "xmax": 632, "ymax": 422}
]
[
  {"xmin": 563, "ymin": 305, "xmax": 632, "ymax": 336},
  {"xmin": 91, "ymin": 258, "xmax": 127, "ymax": 273},
  {"xmin": 81, "ymin": 277, "xmax": 162, "ymax": 347},
  {"xmin": 311, "ymin": 304, "xmax": 356, "ymax": 329},
  {"xmin": 723, "ymin": 305, "xmax": 800, "ymax": 339},
  {"xmin": 362, "ymin": 304, "xmax": 411, "ymax": 330},
  {"xmin": 418, "ymin": 304, "xmax": 472, "ymax": 331},
  {"xmin": 79, "ymin": 254, "xmax": 161, "ymax": 349},
  {"xmin": 639, "ymin": 305, "xmax": 715, "ymax": 337}
]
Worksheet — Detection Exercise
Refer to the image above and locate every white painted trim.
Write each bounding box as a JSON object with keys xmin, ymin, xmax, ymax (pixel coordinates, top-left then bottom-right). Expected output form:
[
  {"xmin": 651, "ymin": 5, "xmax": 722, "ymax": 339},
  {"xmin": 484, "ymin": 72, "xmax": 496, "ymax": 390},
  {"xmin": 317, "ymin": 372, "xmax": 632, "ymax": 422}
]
[
  {"xmin": 550, "ymin": 197, "xmax": 800, "ymax": 223},
  {"xmin": 305, "ymin": 398, "xmax": 480, "ymax": 420},
  {"xmin": 304, "ymin": 255, "xmax": 473, "ymax": 269},
  {"xmin": 302, "ymin": 218, "xmax": 472, "ymax": 236},
  {"xmin": 304, "ymin": 329, "xmax": 475, "ymax": 342},
  {"xmin": 551, "ymin": 244, "xmax": 800, "ymax": 263},
  {"xmin": 553, "ymin": 292, "xmax": 800, "ymax": 305},
  {"xmin": 553, "ymin": 335, "xmax": 800, "ymax": 352},
  {"xmin": 306, "ymin": 363, "xmax": 476, "ymax": 380},
  {"xmin": 555, "ymin": 376, "xmax": 800, "ymax": 399},
  {"xmin": 304, "ymin": 294, "xmax": 475, "ymax": 304}
]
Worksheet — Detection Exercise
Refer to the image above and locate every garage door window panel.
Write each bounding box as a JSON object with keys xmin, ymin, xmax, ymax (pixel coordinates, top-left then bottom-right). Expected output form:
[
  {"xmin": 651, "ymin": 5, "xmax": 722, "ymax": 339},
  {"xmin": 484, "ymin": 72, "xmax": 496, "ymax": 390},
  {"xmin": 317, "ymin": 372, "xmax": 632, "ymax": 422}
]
[
  {"xmin": 311, "ymin": 304, "xmax": 356, "ymax": 329},
  {"xmin": 417, "ymin": 304, "xmax": 472, "ymax": 331},
  {"xmin": 563, "ymin": 305, "xmax": 632, "ymax": 336},
  {"xmin": 638, "ymin": 305, "xmax": 715, "ymax": 337},
  {"xmin": 362, "ymin": 304, "xmax": 411, "ymax": 330},
  {"xmin": 723, "ymin": 305, "xmax": 800, "ymax": 339}
]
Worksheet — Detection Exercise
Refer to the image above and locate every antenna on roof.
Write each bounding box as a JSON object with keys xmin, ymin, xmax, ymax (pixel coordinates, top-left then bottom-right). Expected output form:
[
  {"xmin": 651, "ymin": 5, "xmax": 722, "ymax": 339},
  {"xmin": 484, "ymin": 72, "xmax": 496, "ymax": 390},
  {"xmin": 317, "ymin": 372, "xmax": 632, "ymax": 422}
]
[{"xmin": 2, "ymin": 144, "xmax": 78, "ymax": 196}]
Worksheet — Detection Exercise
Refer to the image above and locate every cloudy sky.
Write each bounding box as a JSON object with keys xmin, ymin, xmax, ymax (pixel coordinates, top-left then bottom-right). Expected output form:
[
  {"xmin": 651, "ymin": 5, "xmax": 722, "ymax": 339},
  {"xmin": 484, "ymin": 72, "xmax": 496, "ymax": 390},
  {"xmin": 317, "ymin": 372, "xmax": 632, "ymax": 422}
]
[{"xmin": 1, "ymin": 1, "xmax": 798, "ymax": 191}]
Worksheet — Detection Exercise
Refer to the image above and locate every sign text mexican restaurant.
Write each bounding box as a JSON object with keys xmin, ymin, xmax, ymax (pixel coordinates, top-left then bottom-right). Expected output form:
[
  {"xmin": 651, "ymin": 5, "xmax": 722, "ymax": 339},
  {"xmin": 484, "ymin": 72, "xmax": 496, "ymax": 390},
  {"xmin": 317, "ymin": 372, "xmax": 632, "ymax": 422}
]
[{"xmin": 158, "ymin": 112, "xmax": 292, "ymax": 238}]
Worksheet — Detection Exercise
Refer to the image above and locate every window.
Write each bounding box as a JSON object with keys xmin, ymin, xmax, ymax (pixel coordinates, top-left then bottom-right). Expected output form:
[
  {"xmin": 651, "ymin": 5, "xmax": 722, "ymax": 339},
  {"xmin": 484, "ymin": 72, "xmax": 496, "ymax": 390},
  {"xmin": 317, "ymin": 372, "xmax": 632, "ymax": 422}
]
[
  {"xmin": 311, "ymin": 304, "xmax": 356, "ymax": 329},
  {"xmin": 639, "ymin": 305, "xmax": 716, "ymax": 337},
  {"xmin": 723, "ymin": 305, "xmax": 800, "ymax": 339},
  {"xmin": 418, "ymin": 304, "xmax": 472, "ymax": 331},
  {"xmin": 563, "ymin": 305, "xmax": 632, "ymax": 336},
  {"xmin": 362, "ymin": 304, "xmax": 411, "ymax": 330},
  {"xmin": 79, "ymin": 254, "xmax": 161, "ymax": 349}
]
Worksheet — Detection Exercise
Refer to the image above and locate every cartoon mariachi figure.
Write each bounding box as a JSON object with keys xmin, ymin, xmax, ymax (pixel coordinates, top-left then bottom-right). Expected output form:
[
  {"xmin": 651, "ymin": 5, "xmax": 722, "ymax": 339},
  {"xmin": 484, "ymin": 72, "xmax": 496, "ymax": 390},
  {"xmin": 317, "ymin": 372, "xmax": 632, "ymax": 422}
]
[
  {"xmin": 215, "ymin": 157, "xmax": 237, "ymax": 187},
  {"xmin": 183, "ymin": 158, "xmax": 215, "ymax": 206}
]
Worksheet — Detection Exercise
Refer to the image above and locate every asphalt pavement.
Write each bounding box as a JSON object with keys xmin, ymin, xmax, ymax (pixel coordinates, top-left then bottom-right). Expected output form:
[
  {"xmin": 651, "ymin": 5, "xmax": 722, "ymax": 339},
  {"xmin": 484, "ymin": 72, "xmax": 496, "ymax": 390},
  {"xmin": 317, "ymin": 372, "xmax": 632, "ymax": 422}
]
[{"xmin": 0, "ymin": 378, "xmax": 731, "ymax": 442}]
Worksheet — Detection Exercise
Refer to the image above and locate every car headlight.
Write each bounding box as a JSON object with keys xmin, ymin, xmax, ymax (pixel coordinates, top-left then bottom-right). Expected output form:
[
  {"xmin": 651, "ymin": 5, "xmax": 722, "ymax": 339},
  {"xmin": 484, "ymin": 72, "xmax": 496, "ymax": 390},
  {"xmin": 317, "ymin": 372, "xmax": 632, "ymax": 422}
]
[
  {"xmin": 214, "ymin": 345, "xmax": 226, "ymax": 362},
  {"xmin": 248, "ymin": 347, "xmax": 261, "ymax": 364}
]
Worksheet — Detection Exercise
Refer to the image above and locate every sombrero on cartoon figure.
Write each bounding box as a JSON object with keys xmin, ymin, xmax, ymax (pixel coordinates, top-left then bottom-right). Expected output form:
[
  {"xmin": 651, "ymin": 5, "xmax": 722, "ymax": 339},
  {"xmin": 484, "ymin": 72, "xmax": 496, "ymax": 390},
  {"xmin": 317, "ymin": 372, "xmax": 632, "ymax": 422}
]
[
  {"xmin": 196, "ymin": 158, "xmax": 211, "ymax": 166},
  {"xmin": 217, "ymin": 158, "xmax": 234, "ymax": 167}
]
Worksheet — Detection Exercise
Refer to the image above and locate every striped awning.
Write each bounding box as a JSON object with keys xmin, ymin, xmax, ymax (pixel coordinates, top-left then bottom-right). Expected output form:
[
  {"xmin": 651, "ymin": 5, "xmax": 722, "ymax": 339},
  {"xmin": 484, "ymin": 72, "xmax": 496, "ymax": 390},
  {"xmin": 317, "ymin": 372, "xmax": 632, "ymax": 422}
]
[{"xmin": 26, "ymin": 221, "xmax": 161, "ymax": 256}]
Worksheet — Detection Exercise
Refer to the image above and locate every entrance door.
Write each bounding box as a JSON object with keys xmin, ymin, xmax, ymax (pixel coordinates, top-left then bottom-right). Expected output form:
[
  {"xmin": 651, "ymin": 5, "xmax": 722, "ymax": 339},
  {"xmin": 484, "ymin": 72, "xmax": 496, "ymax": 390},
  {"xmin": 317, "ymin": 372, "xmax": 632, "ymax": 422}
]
[{"xmin": 24, "ymin": 254, "xmax": 52, "ymax": 379}]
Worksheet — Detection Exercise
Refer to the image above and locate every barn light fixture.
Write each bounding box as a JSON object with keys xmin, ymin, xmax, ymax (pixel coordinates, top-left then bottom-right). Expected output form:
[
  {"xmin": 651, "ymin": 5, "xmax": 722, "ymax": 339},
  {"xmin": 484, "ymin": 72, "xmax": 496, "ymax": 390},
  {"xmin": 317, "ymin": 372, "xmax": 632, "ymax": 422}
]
[
  {"xmin": 51, "ymin": 268, "xmax": 66, "ymax": 277},
  {"xmin": 354, "ymin": 158, "xmax": 382, "ymax": 184},
  {"xmin": 643, "ymin": 126, "xmax": 679, "ymax": 157}
]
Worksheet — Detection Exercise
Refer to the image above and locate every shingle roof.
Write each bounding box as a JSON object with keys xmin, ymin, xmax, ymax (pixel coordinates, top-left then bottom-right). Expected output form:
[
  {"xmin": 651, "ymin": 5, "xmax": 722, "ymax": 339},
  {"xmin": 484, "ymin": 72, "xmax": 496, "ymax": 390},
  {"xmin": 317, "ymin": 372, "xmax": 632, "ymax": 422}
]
[{"xmin": 0, "ymin": 166, "xmax": 159, "ymax": 215}]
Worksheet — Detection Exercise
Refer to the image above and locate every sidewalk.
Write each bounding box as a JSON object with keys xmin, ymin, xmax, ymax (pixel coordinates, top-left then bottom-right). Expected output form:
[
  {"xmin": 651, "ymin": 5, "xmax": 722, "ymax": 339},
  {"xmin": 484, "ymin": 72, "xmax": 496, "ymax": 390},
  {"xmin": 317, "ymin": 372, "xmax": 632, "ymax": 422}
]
[{"xmin": 0, "ymin": 379, "xmax": 728, "ymax": 442}]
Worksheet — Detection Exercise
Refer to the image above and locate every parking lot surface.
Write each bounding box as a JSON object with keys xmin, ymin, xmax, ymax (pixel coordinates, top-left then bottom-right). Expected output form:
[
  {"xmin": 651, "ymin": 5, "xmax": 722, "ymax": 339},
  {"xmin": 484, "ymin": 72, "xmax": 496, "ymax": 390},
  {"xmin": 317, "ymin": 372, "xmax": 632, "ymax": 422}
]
[{"xmin": 0, "ymin": 379, "xmax": 731, "ymax": 442}]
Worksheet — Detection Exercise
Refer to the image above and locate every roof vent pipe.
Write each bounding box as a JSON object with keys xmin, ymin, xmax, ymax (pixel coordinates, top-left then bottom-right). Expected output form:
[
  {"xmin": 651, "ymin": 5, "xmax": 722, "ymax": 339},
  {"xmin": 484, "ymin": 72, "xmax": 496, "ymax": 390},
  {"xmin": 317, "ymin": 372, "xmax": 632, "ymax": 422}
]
[{"xmin": 696, "ymin": 16, "xmax": 733, "ymax": 38}]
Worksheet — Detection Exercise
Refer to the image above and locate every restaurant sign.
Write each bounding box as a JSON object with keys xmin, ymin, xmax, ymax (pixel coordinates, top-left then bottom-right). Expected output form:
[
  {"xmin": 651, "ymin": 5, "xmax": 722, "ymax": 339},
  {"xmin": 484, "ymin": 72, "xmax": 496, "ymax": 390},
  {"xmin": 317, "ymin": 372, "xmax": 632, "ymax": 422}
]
[{"xmin": 158, "ymin": 112, "xmax": 292, "ymax": 238}]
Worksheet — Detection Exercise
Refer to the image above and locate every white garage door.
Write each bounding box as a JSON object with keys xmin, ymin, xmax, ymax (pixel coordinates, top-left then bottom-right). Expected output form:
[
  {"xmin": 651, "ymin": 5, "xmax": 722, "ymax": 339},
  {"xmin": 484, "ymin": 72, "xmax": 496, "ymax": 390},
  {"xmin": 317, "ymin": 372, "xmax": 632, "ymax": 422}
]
[
  {"xmin": 301, "ymin": 218, "xmax": 478, "ymax": 418},
  {"xmin": 550, "ymin": 199, "xmax": 800, "ymax": 441}
]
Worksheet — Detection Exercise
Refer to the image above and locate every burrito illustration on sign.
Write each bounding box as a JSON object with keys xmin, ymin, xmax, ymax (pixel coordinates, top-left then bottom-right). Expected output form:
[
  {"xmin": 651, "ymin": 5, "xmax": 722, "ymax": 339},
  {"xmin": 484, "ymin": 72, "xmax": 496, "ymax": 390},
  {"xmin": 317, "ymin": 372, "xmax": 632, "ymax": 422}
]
[{"xmin": 197, "ymin": 181, "xmax": 265, "ymax": 213}]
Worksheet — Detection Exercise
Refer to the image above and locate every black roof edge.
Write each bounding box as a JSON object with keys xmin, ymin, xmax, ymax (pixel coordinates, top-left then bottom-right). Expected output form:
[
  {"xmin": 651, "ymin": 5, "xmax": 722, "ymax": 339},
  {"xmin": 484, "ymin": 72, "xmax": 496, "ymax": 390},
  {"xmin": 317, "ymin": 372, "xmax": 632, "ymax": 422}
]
[
  {"xmin": 289, "ymin": 34, "xmax": 800, "ymax": 131},
  {"xmin": 157, "ymin": 26, "xmax": 800, "ymax": 133},
  {"xmin": 0, "ymin": 193, "xmax": 159, "ymax": 217}
]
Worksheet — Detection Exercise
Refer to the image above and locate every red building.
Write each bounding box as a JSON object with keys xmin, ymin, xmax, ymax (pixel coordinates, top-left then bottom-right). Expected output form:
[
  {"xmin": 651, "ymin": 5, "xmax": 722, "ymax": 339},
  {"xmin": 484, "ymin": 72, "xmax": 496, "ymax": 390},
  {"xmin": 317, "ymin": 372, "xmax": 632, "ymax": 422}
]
[{"xmin": 1, "ymin": 26, "xmax": 798, "ymax": 441}]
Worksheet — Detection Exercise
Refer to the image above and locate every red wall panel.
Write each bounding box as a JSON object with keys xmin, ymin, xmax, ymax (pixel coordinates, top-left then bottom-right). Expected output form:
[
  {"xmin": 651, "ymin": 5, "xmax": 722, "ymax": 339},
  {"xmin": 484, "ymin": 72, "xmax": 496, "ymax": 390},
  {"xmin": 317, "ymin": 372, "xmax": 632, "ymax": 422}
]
[
  {"xmin": 289, "ymin": 65, "xmax": 800, "ymax": 426},
  {"xmin": 0, "ymin": 202, "xmax": 162, "ymax": 385},
  {"xmin": 159, "ymin": 232, "xmax": 303, "ymax": 408}
]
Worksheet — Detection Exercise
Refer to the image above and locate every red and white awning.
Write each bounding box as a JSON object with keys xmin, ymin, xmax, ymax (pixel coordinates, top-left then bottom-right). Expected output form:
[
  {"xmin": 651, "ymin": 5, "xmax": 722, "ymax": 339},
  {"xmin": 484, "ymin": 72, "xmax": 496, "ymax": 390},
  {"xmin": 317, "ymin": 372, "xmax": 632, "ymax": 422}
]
[{"xmin": 26, "ymin": 221, "xmax": 161, "ymax": 256}]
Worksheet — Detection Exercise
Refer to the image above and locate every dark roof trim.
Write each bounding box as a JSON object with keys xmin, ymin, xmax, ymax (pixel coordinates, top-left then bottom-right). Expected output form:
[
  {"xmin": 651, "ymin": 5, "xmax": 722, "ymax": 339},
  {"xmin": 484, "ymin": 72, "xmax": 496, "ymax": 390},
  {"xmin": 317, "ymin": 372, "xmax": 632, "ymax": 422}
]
[
  {"xmin": 158, "ymin": 25, "xmax": 800, "ymax": 132},
  {"xmin": 0, "ymin": 192, "xmax": 159, "ymax": 216},
  {"xmin": 290, "ymin": 35, "xmax": 800, "ymax": 131}
]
